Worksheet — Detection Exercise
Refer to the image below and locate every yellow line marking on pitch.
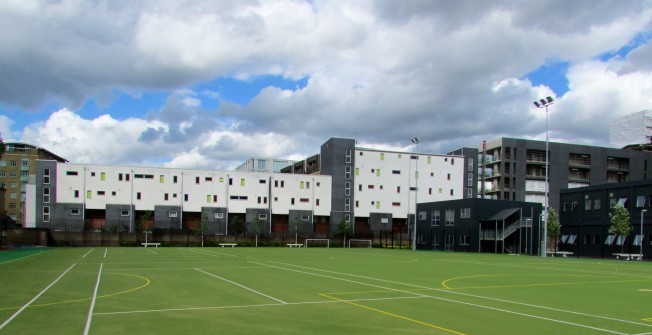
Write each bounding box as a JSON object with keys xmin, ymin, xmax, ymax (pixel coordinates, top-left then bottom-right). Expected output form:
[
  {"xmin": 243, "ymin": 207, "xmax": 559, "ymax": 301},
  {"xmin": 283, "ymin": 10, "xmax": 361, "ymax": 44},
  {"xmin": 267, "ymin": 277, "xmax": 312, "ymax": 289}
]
[
  {"xmin": 0, "ymin": 273, "xmax": 151, "ymax": 311},
  {"xmin": 642, "ymin": 317, "xmax": 652, "ymax": 322},
  {"xmin": 320, "ymin": 293, "xmax": 467, "ymax": 335}
]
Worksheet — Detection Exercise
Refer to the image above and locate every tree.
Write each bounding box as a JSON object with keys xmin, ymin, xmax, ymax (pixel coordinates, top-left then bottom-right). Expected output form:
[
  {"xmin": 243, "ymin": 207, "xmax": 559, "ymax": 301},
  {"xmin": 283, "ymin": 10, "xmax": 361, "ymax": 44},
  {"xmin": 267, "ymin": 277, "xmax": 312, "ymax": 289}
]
[
  {"xmin": 335, "ymin": 219, "xmax": 352, "ymax": 247},
  {"xmin": 290, "ymin": 216, "xmax": 302, "ymax": 244},
  {"xmin": 609, "ymin": 204, "xmax": 632, "ymax": 253},
  {"xmin": 192, "ymin": 214, "xmax": 209, "ymax": 247},
  {"xmin": 547, "ymin": 207, "xmax": 560, "ymax": 251},
  {"xmin": 231, "ymin": 216, "xmax": 246, "ymax": 241},
  {"xmin": 139, "ymin": 210, "xmax": 154, "ymax": 244},
  {"xmin": 250, "ymin": 217, "xmax": 264, "ymax": 247}
]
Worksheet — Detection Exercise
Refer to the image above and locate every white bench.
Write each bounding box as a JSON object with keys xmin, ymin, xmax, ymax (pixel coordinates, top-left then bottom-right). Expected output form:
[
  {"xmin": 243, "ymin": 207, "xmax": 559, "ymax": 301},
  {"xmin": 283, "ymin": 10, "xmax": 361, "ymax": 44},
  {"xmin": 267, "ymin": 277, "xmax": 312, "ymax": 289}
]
[
  {"xmin": 547, "ymin": 251, "xmax": 573, "ymax": 258},
  {"xmin": 613, "ymin": 253, "xmax": 642, "ymax": 261},
  {"xmin": 287, "ymin": 243, "xmax": 303, "ymax": 248},
  {"xmin": 141, "ymin": 242, "xmax": 161, "ymax": 247},
  {"xmin": 219, "ymin": 243, "xmax": 237, "ymax": 248}
]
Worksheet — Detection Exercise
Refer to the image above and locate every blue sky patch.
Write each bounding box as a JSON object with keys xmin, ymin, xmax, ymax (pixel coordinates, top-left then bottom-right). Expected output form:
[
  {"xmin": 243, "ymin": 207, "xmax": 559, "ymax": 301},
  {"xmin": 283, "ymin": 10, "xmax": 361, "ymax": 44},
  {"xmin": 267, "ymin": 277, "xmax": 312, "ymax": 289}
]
[{"xmin": 524, "ymin": 60, "xmax": 570, "ymax": 96}]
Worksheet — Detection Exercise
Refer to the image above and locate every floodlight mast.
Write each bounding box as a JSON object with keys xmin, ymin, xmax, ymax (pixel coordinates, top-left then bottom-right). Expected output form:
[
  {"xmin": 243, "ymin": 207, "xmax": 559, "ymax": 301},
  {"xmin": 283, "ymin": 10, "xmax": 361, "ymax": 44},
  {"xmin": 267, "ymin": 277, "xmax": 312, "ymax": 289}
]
[
  {"xmin": 533, "ymin": 96, "xmax": 554, "ymax": 257},
  {"xmin": 411, "ymin": 137, "xmax": 420, "ymax": 251},
  {"xmin": 641, "ymin": 209, "xmax": 647, "ymax": 261}
]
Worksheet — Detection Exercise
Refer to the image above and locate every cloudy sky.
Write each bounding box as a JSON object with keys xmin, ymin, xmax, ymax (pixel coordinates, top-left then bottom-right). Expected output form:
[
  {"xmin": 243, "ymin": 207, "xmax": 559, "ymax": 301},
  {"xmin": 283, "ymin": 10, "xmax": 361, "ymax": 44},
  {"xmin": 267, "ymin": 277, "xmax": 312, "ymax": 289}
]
[{"xmin": 1, "ymin": 0, "xmax": 652, "ymax": 170}]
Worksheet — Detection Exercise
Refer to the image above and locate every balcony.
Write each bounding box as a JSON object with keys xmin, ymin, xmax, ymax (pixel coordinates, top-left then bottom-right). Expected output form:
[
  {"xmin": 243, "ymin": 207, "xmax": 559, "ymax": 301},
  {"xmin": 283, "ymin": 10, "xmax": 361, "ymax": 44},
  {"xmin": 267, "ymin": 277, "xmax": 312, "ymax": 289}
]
[{"xmin": 569, "ymin": 153, "xmax": 590, "ymax": 167}]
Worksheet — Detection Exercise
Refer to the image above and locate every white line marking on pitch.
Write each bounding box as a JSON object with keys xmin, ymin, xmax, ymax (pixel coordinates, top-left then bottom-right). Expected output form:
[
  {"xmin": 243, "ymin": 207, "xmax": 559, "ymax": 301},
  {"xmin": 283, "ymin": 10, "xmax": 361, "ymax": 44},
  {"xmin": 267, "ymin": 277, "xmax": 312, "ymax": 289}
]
[
  {"xmin": 93, "ymin": 295, "xmax": 424, "ymax": 316},
  {"xmin": 195, "ymin": 268, "xmax": 287, "ymax": 304},
  {"xmin": 639, "ymin": 289, "xmax": 652, "ymax": 292},
  {"xmin": 82, "ymin": 249, "xmax": 95, "ymax": 258},
  {"xmin": 259, "ymin": 261, "xmax": 632, "ymax": 335},
  {"xmin": 146, "ymin": 249, "xmax": 158, "ymax": 255},
  {"xmin": 103, "ymin": 248, "xmax": 108, "ymax": 258},
  {"xmin": 0, "ymin": 263, "xmax": 77, "ymax": 330},
  {"xmin": 84, "ymin": 263, "xmax": 103, "ymax": 335},
  {"xmin": 272, "ymin": 261, "xmax": 652, "ymax": 329},
  {"xmin": 183, "ymin": 248, "xmax": 237, "ymax": 258}
]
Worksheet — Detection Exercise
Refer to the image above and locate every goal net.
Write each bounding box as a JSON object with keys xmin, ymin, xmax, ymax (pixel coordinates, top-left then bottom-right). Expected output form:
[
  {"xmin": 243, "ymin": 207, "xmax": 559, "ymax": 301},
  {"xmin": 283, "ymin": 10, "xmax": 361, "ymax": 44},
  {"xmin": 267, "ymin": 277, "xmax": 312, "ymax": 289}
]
[
  {"xmin": 347, "ymin": 239, "xmax": 372, "ymax": 248},
  {"xmin": 304, "ymin": 239, "xmax": 330, "ymax": 248}
]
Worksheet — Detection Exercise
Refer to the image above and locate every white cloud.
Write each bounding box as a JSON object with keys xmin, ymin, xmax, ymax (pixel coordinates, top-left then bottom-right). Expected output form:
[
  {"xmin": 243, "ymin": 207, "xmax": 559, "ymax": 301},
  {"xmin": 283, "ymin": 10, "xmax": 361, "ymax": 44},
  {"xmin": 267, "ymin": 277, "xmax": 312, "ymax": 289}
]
[{"xmin": 3, "ymin": 1, "xmax": 652, "ymax": 166}]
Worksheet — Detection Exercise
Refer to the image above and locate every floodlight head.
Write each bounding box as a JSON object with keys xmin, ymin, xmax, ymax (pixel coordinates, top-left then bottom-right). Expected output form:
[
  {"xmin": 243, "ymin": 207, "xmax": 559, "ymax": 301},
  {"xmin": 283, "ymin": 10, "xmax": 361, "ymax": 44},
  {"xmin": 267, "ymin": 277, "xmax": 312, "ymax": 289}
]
[
  {"xmin": 546, "ymin": 96, "xmax": 554, "ymax": 103},
  {"xmin": 533, "ymin": 101, "xmax": 541, "ymax": 108},
  {"xmin": 411, "ymin": 137, "xmax": 420, "ymax": 144},
  {"xmin": 539, "ymin": 98, "xmax": 547, "ymax": 106}
]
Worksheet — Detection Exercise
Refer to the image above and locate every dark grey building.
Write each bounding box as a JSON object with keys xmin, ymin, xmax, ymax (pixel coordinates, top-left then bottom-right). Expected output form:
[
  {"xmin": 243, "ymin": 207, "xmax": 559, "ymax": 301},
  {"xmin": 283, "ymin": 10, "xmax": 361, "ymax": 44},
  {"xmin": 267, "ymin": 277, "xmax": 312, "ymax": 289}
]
[
  {"xmin": 319, "ymin": 138, "xmax": 356, "ymax": 232},
  {"xmin": 559, "ymin": 180, "xmax": 652, "ymax": 259},
  {"xmin": 416, "ymin": 198, "xmax": 542, "ymax": 255},
  {"xmin": 478, "ymin": 137, "xmax": 652, "ymax": 213}
]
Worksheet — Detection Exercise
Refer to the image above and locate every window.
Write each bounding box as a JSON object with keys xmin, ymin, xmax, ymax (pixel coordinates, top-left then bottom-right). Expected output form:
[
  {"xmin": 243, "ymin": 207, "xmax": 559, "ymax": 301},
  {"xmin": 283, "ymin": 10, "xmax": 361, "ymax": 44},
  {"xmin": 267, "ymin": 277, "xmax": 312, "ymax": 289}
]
[
  {"xmin": 376, "ymin": 169, "xmax": 380, "ymax": 177},
  {"xmin": 164, "ymin": 193, "xmax": 169, "ymax": 201},
  {"xmin": 259, "ymin": 179, "xmax": 266, "ymax": 184},
  {"xmin": 392, "ymin": 202, "xmax": 401, "ymax": 207},
  {"xmin": 43, "ymin": 206, "xmax": 50, "ymax": 222},
  {"xmin": 397, "ymin": 186, "xmax": 401, "ymax": 193},
  {"xmin": 213, "ymin": 195, "xmax": 218, "ymax": 203},
  {"xmin": 300, "ymin": 198, "xmax": 309, "ymax": 203},
  {"xmin": 44, "ymin": 168, "xmax": 50, "ymax": 184},
  {"xmin": 460, "ymin": 235, "xmax": 470, "ymax": 245},
  {"xmin": 97, "ymin": 191, "xmax": 105, "ymax": 196},
  {"xmin": 121, "ymin": 210, "xmax": 130, "ymax": 217},
  {"xmin": 468, "ymin": 158, "xmax": 474, "ymax": 171},
  {"xmin": 91, "ymin": 172, "xmax": 96, "ymax": 177},
  {"xmin": 205, "ymin": 177, "xmax": 213, "ymax": 182},
  {"xmin": 376, "ymin": 201, "xmax": 381, "ymax": 209},
  {"xmin": 196, "ymin": 177, "xmax": 200, "ymax": 184},
  {"xmin": 137, "ymin": 192, "xmax": 141, "ymax": 200},
  {"xmin": 241, "ymin": 178, "xmax": 245, "ymax": 187},
  {"xmin": 215, "ymin": 213, "xmax": 224, "ymax": 219},
  {"xmin": 66, "ymin": 171, "xmax": 79, "ymax": 176},
  {"xmin": 168, "ymin": 211, "xmax": 178, "ymax": 218},
  {"xmin": 468, "ymin": 173, "xmax": 473, "ymax": 186},
  {"xmin": 87, "ymin": 191, "xmax": 92, "ymax": 199},
  {"xmin": 184, "ymin": 194, "xmax": 189, "ymax": 201},
  {"xmin": 615, "ymin": 235, "xmax": 626, "ymax": 246},
  {"xmin": 259, "ymin": 214, "xmax": 268, "ymax": 220},
  {"xmin": 355, "ymin": 167, "xmax": 359, "ymax": 176},
  {"xmin": 70, "ymin": 209, "xmax": 80, "ymax": 216},
  {"xmin": 585, "ymin": 199, "xmax": 592, "ymax": 210},
  {"xmin": 301, "ymin": 215, "xmax": 310, "ymax": 221},
  {"xmin": 368, "ymin": 185, "xmax": 374, "ymax": 189},
  {"xmin": 74, "ymin": 190, "xmax": 80, "ymax": 198},
  {"xmin": 101, "ymin": 172, "xmax": 106, "ymax": 181},
  {"xmin": 43, "ymin": 187, "xmax": 50, "ymax": 203},
  {"xmin": 345, "ymin": 166, "xmax": 351, "ymax": 179},
  {"xmin": 345, "ymin": 182, "xmax": 350, "ymax": 196},
  {"xmin": 316, "ymin": 199, "xmax": 320, "ymax": 206},
  {"xmin": 594, "ymin": 199, "xmax": 601, "ymax": 210},
  {"xmin": 207, "ymin": 195, "xmax": 212, "ymax": 203},
  {"xmin": 418, "ymin": 211, "xmax": 427, "ymax": 220},
  {"xmin": 431, "ymin": 210, "xmax": 440, "ymax": 226},
  {"xmin": 636, "ymin": 195, "xmax": 646, "ymax": 208},
  {"xmin": 380, "ymin": 152, "xmax": 384, "ymax": 160},
  {"xmin": 433, "ymin": 234, "xmax": 440, "ymax": 247},
  {"xmin": 300, "ymin": 181, "xmax": 305, "ymax": 189},
  {"xmin": 604, "ymin": 235, "xmax": 616, "ymax": 245},
  {"xmin": 119, "ymin": 173, "xmax": 123, "ymax": 181},
  {"xmin": 230, "ymin": 195, "xmax": 248, "ymax": 200},
  {"xmin": 460, "ymin": 208, "xmax": 471, "ymax": 218},
  {"xmin": 173, "ymin": 175, "xmax": 178, "ymax": 183},
  {"xmin": 445, "ymin": 209, "xmax": 455, "ymax": 226},
  {"xmin": 346, "ymin": 150, "xmax": 352, "ymax": 163}
]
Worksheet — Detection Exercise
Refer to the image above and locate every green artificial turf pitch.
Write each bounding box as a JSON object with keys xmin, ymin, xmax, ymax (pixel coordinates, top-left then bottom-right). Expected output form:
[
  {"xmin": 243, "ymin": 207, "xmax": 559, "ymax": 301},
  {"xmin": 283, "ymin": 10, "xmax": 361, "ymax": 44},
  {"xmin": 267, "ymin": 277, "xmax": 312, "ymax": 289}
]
[{"xmin": 0, "ymin": 247, "xmax": 651, "ymax": 335}]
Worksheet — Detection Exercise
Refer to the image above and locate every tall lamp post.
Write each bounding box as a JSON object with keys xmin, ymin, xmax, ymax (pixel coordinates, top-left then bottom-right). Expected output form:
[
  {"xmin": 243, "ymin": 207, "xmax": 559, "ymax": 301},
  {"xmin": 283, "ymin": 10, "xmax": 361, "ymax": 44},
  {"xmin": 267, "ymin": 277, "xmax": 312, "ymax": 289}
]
[
  {"xmin": 534, "ymin": 96, "xmax": 554, "ymax": 257},
  {"xmin": 411, "ymin": 137, "xmax": 420, "ymax": 251},
  {"xmin": 641, "ymin": 209, "xmax": 646, "ymax": 261}
]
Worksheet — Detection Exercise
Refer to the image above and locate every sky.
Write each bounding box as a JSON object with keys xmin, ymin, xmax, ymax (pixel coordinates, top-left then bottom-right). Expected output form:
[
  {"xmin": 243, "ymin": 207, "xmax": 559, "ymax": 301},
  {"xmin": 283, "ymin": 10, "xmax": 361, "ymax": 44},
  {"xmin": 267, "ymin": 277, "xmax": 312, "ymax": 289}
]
[{"xmin": 1, "ymin": 0, "xmax": 652, "ymax": 171}]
